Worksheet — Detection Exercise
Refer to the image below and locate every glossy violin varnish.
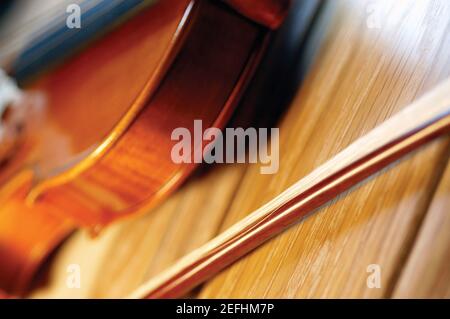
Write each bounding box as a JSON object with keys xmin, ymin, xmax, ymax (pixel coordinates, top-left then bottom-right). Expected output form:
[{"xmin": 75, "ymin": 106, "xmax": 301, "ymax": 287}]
[
  {"xmin": 0, "ymin": 0, "xmax": 269, "ymax": 294},
  {"xmin": 0, "ymin": 0, "xmax": 448, "ymax": 301}
]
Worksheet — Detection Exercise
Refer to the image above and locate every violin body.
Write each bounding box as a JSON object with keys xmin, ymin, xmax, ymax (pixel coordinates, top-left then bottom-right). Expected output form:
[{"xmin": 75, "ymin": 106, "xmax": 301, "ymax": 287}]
[
  {"xmin": 1, "ymin": 0, "xmax": 448, "ymax": 299},
  {"xmin": 0, "ymin": 0, "xmax": 286, "ymax": 294}
]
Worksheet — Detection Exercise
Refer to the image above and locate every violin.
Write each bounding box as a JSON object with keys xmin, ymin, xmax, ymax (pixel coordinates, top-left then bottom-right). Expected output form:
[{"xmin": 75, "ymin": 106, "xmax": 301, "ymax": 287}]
[
  {"xmin": 0, "ymin": 0, "xmax": 289, "ymax": 295},
  {"xmin": 1, "ymin": 0, "xmax": 449, "ymax": 299}
]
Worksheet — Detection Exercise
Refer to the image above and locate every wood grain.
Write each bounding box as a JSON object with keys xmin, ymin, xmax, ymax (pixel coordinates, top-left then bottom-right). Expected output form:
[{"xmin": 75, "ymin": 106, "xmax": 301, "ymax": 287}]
[
  {"xmin": 0, "ymin": 0, "xmax": 269, "ymax": 294},
  {"xmin": 199, "ymin": 0, "xmax": 450, "ymax": 298},
  {"xmin": 27, "ymin": 0, "xmax": 319, "ymax": 298},
  {"xmin": 27, "ymin": 0, "xmax": 263, "ymax": 228},
  {"xmin": 392, "ymin": 157, "xmax": 450, "ymax": 298},
  {"xmin": 22, "ymin": 0, "xmax": 450, "ymax": 298},
  {"xmin": 0, "ymin": 0, "xmax": 196, "ymax": 294},
  {"xmin": 129, "ymin": 78, "xmax": 450, "ymax": 298},
  {"xmin": 31, "ymin": 164, "xmax": 246, "ymax": 298}
]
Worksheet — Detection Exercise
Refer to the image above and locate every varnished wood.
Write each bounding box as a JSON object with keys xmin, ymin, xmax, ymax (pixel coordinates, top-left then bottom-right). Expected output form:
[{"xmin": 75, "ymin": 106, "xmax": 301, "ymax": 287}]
[
  {"xmin": 0, "ymin": 0, "xmax": 270, "ymax": 294},
  {"xmin": 224, "ymin": 0, "xmax": 290, "ymax": 28},
  {"xmin": 392, "ymin": 158, "xmax": 450, "ymax": 298},
  {"xmin": 30, "ymin": 165, "xmax": 246, "ymax": 298},
  {"xmin": 199, "ymin": 0, "xmax": 450, "ymax": 298},
  {"xmin": 129, "ymin": 80, "xmax": 450, "ymax": 298},
  {"xmin": 26, "ymin": 0, "xmax": 264, "ymax": 228},
  {"xmin": 0, "ymin": 0, "xmax": 194, "ymax": 293},
  {"xmin": 2, "ymin": 0, "xmax": 449, "ymax": 299},
  {"xmin": 26, "ymin": 0, "xmax": 318, "ymax": 298}
]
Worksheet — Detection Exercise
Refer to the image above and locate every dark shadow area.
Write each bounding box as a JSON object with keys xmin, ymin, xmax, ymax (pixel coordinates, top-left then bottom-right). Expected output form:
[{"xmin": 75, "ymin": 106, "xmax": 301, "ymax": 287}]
[
  {"xmin": 0, "ymin": 0, "xmax": 13, "ymax": 19},
  {"xmin": 191, "ymin": 0, "xmax": 325, "ymax": 180}
]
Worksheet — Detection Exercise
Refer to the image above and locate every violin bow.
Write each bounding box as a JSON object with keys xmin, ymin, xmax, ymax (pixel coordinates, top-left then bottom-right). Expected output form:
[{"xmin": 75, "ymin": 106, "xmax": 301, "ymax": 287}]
[{"xmin": 129, "ymin": 78, "xmax": 450, "ymax": 299}]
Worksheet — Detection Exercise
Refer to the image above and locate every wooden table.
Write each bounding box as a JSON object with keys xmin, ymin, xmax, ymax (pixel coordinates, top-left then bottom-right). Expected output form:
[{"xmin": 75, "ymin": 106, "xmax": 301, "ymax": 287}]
[{"xmin": 32, "ymin": 0, "xmax": 450, "ymax": 298}]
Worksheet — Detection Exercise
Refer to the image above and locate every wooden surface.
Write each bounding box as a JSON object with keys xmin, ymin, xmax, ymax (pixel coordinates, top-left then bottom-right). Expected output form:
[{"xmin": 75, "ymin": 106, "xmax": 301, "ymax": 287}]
[
  {"xmin": 199, "ymin": 0, "xmax": 450, "ymax": 298},
  {"xmin": 393, "ymin": 158, "xmax": 450, "ymax": 298},
  {"xmin": 31, "ymin": 164, "xmax": 246, "ymax": 298},
  {"xmin": 0, "ymin": 0, "xmax": 269, "ymax": 294},
  {"xmin": 130, "ymin": 77, "xmax": 450, "ymax": 298},
  {"xmin": 31, "ymin": 0, "xmax": 450, "ymax": 298},
  {"xmin": 1, "ymin": 0, "xmax": 196, "ymax": 293}
]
